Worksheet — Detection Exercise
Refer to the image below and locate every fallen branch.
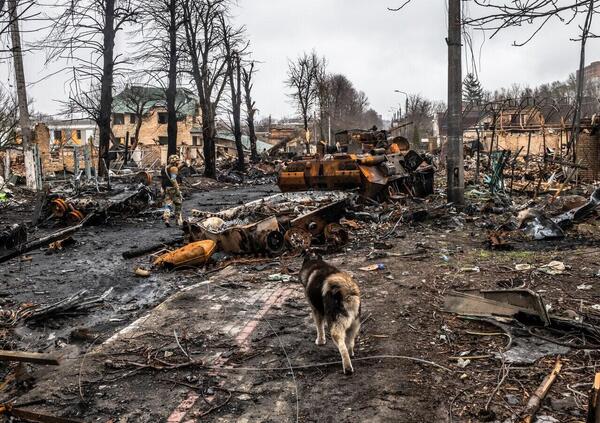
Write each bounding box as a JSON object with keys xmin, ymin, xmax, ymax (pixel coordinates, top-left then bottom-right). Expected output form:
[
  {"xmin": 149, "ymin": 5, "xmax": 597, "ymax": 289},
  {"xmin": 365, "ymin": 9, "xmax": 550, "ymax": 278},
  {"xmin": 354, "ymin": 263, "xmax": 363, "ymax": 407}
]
[
  {"xmin": 0, "ymin": 351, "xmax": 60, "ymax": 365},
  {"xmin": 0, "ymin": 288, "xmax": 114, "ymax": 326},
  {"xmin": 0, "ymin": 221, "xmax": 87, "ymax": 264},
  {"xmin": 122, "ymin": 237, "xmax": 184, "ymax": 259},
  {"xmin": 588, "ymin": 373, "xmax": 600, "ymax": 423},
  {"xmin": 112, "ymin": 359, "xmax": 203, "ymax": 371},
  {"xmin": 518, "ymin": 358, "xmax": 562, "ymax": 423},
  {"xmin": 0, "ymin": 403, "xmax": 82, "ymax": 423}
]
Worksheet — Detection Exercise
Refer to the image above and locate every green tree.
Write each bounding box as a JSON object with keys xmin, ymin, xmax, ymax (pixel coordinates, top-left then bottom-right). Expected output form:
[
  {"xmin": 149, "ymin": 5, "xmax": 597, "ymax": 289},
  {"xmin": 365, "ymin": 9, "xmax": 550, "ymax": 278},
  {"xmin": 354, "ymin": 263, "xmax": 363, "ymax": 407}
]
[{"xmin": 463, "ymin": 73, "xmax": 484, "ymax": 104}]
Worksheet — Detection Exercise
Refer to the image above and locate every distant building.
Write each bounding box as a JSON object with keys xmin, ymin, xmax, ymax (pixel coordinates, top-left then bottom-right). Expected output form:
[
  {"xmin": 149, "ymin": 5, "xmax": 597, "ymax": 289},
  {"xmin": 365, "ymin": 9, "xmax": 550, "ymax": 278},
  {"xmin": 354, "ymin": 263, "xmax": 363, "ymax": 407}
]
[
  {"xmin": 434, "ymin": 97, "xmax": 600, "ymax": 159},
  {"xmin": 46, "ymin": 118, "xmax": 97, "ymax": 147},
  {"xmin": 577, "ymin": 61, "xmax": 600, "ymax": 83},
  {"xmin": 111, "ymin": 86, "xmax": 200, "ymax": 147},
  {"xmin": 188, "ymin": 129, "xmax": 272, "ymax": 157}
]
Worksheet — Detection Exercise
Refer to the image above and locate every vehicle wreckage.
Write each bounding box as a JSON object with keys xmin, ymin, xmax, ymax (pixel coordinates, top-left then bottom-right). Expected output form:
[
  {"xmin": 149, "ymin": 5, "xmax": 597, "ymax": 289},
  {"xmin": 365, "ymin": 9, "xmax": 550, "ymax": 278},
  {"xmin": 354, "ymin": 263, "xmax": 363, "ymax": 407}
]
[{"xmin": 277, "ymin": 128, "xmax": 435, "ymax": 200}]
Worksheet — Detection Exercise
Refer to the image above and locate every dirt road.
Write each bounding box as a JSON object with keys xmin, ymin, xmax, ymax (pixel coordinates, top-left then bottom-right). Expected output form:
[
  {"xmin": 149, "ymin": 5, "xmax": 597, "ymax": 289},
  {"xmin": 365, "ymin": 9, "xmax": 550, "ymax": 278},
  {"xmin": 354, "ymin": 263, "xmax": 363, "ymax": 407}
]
[{"xmin": 1, "ymin": 184, "xmax": 599, "ymax": 422}]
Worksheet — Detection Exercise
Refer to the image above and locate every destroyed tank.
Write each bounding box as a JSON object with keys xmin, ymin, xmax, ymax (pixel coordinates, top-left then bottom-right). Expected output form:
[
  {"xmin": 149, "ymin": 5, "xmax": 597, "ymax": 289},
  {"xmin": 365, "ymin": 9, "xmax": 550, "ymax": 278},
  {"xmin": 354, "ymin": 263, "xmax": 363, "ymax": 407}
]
[{"xmin": 277, "ymin": 129, "xmax": 434, "ymax": 200}]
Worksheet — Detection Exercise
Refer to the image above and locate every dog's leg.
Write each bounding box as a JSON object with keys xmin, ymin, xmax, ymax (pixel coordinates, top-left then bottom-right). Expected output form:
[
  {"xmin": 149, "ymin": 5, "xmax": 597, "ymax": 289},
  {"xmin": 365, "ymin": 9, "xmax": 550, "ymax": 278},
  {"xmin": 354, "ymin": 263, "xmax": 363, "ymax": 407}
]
[
  {"xmin": 331, "ymin": 323, "xmax": 353, "ymax": 375},
  {"xmin": 346, "ymin": 319, "xmax": 361, "ymax": 357},
  {"xmin": 312, "ymin": 310, "xmax": 326, "ymax": 345}
]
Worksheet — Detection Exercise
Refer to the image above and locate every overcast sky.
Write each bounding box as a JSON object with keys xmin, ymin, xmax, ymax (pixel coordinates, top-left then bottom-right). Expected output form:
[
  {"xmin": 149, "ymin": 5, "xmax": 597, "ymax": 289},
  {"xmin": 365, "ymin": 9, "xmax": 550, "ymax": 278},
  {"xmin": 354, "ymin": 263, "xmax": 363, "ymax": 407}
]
[{"xmin": 3, "ymin": 0, "xmax": 600, "ymax": 121}]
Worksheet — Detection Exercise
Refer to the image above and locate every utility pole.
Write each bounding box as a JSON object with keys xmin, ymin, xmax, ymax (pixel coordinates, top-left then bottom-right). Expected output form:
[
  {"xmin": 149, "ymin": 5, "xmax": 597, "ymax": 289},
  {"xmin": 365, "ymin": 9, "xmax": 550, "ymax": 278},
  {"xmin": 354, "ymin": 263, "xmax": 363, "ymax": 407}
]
[
  {"xmin": 446, "ymin": 0, "xmax": 464, "ymax": 205},
  {"xmin": 8, "ymin": 0, "xmax": 39, "ymax": 190}
]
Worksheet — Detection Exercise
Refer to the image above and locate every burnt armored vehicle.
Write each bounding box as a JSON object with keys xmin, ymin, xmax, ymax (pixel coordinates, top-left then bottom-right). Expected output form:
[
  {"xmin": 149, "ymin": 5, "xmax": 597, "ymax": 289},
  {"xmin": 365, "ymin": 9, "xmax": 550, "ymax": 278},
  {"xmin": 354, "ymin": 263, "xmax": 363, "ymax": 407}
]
[{"xmin": 277, "ymin": 128, "xmax": 434, "ymax": 200}]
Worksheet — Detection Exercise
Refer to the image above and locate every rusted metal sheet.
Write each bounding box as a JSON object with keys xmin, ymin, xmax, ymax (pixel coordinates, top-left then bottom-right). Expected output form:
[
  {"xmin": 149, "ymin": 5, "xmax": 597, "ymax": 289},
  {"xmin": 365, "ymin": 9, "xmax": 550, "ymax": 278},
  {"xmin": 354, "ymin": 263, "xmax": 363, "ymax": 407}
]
[
  {"xmin": 443, "ymin": 288, "xmax": 550, "ymax": 326},
  {"xmin": 290, "ymin": 200, "xmax": 347, "ymax": 233}
]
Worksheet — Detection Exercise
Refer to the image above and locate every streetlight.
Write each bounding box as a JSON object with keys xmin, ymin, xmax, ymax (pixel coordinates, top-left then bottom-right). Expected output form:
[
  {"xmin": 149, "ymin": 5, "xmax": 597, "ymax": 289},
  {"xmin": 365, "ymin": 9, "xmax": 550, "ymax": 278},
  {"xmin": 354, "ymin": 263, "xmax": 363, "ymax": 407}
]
[{"xmin": 394, "ymin": 90, "xmax": 409, "ymax": 119}]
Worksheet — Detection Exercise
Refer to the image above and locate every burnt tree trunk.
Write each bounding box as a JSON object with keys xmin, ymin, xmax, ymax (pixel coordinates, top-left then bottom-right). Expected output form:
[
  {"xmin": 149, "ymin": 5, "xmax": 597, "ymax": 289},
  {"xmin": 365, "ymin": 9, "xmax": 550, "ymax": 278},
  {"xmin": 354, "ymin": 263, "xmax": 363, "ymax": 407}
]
[
  {"xmin": 202, "ymin": 105, "xmax": 216, "ymax": 178},
  {"xmin": 303, "ymin": 114, "xmax": 310, "ymax": 154},
  {"xmin": 98, "ymin": 0, "xmax": 116, "ymax": 177},
  {"xmin": 166, "ymin": 0, "xmax": 178, "ymax": 157},
  {"xmin": 246, "ymin": 101, "xmax": 257, "ymax": 162},
  {"xmin": 230, "ymin": 53, "xmax": 244, "ymax": 170},
  {"xmin": 243, "ymin": 62, "xmax": 258, "ymax": 162},
  {"xmin": 247, "ymin": 113, "xmax": 258, "ymax": 162},
  {"xmin": 132, "ymin": 117, "xmax": 143, "ymax": 151}
]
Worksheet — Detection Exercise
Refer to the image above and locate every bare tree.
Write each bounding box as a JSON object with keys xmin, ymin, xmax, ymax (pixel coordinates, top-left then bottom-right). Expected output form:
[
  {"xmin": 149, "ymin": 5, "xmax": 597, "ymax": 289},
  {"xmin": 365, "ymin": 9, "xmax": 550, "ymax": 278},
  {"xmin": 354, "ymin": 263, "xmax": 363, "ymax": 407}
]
[
  {"xmin": 116, "ymin": 85, "xmax": 162, "ymax": 151},
  {"xmin": 181, "ymin": 0, "xmax": 229, "ymax": 179},
  {"xmin": 286, "ymin": 51, "xmax": 324, "ymax": 153},
  {"xmin": 405, "ymin": 94, "xmax": 436, "ymax": 148},
  {"xmin": 0, "ymin": 86, "xmax": 17, "ymax": 146},
  {"xmin": 242, "ymin": 61, "xmax": 258, "ymax": 162},
  {"xmin": 317, "ymin": 73, "xmax": 381, "ymax": 134},
  {"xmin": 221, "ymin": 14, "xmax": 248, "ymax": 170},
  {"xmin": 46, "ymin": 0, "xmax": 138, "ymax": 177},
  {"xmin": 0, "ymin": 0, "xmax": 35, "ymax": 42},
  {"xmin": 134, "ymin": 0, "xmax": 184, "ymax": 157}
]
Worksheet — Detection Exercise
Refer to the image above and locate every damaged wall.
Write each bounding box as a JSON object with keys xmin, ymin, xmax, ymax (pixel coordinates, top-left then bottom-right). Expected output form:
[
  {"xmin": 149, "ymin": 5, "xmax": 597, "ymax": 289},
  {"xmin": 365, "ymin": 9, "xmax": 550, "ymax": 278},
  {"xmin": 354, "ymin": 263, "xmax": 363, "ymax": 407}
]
[{"xmin": 576, "ymin": 131, "xmax": 600, "ymax": 181}]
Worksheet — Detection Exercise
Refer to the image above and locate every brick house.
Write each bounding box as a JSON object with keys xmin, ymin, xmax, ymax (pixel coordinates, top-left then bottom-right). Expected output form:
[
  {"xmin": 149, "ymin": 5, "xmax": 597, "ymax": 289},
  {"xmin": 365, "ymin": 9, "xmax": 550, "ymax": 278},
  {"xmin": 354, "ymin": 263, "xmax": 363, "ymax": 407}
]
[{"xmin": 111, "ymin": 86, "xmax": 200, "ymax": 148}]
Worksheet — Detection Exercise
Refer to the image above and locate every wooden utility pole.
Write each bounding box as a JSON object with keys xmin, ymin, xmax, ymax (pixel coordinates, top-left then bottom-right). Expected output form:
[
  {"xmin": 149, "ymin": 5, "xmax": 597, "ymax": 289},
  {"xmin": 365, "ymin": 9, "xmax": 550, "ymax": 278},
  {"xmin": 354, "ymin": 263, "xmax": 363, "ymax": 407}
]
[
  {"xmin": 8, "ymin": 0, "xmax": 39, "ymax": 191},
  {"xmin": 446, "ymin": 0, "xmax": 464, "ymax": 205}
]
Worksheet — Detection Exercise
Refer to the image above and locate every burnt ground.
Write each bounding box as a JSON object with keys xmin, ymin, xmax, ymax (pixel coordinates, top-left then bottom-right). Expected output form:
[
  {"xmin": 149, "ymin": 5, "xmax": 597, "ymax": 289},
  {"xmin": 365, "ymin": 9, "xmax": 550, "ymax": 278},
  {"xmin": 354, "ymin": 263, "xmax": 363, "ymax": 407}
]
[{"xmin": 0, "ymin": 180, "xmax": 599, "ymax": 423}]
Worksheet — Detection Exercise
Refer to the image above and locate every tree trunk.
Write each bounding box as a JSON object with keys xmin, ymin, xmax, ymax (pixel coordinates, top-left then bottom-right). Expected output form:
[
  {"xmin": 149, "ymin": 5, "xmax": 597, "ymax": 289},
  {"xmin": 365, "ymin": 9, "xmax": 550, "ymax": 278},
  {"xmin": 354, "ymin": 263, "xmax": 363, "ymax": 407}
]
[
  {"xmin": 98, "ymin": 0, "xmax": 116, "ymax": 177},
  {"xmin": 202, "ymin": 106, "xmax": 216, "ymax": 179},
  {"xmin": 243, "ymin": 63, "xmax": 258, "ymax": 162},
  {"xmin": 166, "ymin": 0, "xmax": 178, "ymax": 158},
  {"xmin": 303, "ymin": 114, "xmax": 310, "ymax": 154},
  {"xmin": 8, "ymin": 0, "xmax": 38, "ymax": 190},
  {"xmin": 132, "ymin": 117, "xmax": 142, "ymax": 151},
  {"xmin": 232, "ymin": 54, "xmax": 244, "ymax": 170},
  {"xmin": 247, "ymin": 108, "xmax": 258, "ymax": 162}
]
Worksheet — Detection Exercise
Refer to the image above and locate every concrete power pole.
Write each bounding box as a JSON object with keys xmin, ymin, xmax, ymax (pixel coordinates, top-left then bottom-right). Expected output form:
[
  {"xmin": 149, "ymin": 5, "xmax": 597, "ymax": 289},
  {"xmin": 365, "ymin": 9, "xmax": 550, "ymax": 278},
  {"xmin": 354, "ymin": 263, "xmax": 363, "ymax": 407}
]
[
  {"xmin": 8, "ymin": 0, "xmax": 39, "ymax": 191},
  {"xmin": 446, "ymin": 0, "xmax": 464, "ymax": 205}
]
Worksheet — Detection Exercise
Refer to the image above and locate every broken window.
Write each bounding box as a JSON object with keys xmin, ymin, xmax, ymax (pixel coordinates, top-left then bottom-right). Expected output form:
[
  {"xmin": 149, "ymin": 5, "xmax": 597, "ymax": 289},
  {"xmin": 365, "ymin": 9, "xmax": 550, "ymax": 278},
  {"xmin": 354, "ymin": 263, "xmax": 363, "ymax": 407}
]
[
  {"xmin": 113, "ymin": 113, "xmax": 125, "ymax": 125},
  {"xmin": 53, "ymin": 130, "xmax": 62, "ymax": 140},
  {"xmin": 130, "ymin": 114, "xmax": 137, "ymax": 124},
  {"xmin": 76, "ymin": 130, "xmax": 82, "ymax": 140},
  {"xmin": 158, "ymin": 112, "xmax": 168, "ymax": 124}
]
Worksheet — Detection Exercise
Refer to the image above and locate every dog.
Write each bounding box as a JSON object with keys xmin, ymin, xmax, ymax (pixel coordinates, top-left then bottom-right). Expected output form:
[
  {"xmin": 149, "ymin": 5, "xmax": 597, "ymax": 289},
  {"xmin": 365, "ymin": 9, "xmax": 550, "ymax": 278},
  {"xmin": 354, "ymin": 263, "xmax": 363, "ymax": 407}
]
[{"xmin": 299, "ymin": 253, "xmax": 361, "ymax": 375}]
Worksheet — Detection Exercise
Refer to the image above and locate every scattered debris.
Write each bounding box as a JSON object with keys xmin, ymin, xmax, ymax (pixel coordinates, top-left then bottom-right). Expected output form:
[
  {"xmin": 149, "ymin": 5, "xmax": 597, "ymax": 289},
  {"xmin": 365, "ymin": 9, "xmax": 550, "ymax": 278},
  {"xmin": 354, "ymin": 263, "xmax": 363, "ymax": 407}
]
[
  {"xmin": 359, "ymin": 263, "xmax": 385, "ymax": 272},
  {"xmin": 539, "ymin": 261, "xmax": 567, "ymax": 275}
]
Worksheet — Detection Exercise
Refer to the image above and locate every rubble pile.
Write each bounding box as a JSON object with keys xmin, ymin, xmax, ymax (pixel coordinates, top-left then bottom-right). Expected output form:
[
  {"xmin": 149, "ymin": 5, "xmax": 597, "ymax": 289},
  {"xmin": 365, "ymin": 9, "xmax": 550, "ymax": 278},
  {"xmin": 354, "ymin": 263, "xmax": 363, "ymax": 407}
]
[{"xmin": 217, "ymin": 160, "xmax": 279, "ymax": 185}]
